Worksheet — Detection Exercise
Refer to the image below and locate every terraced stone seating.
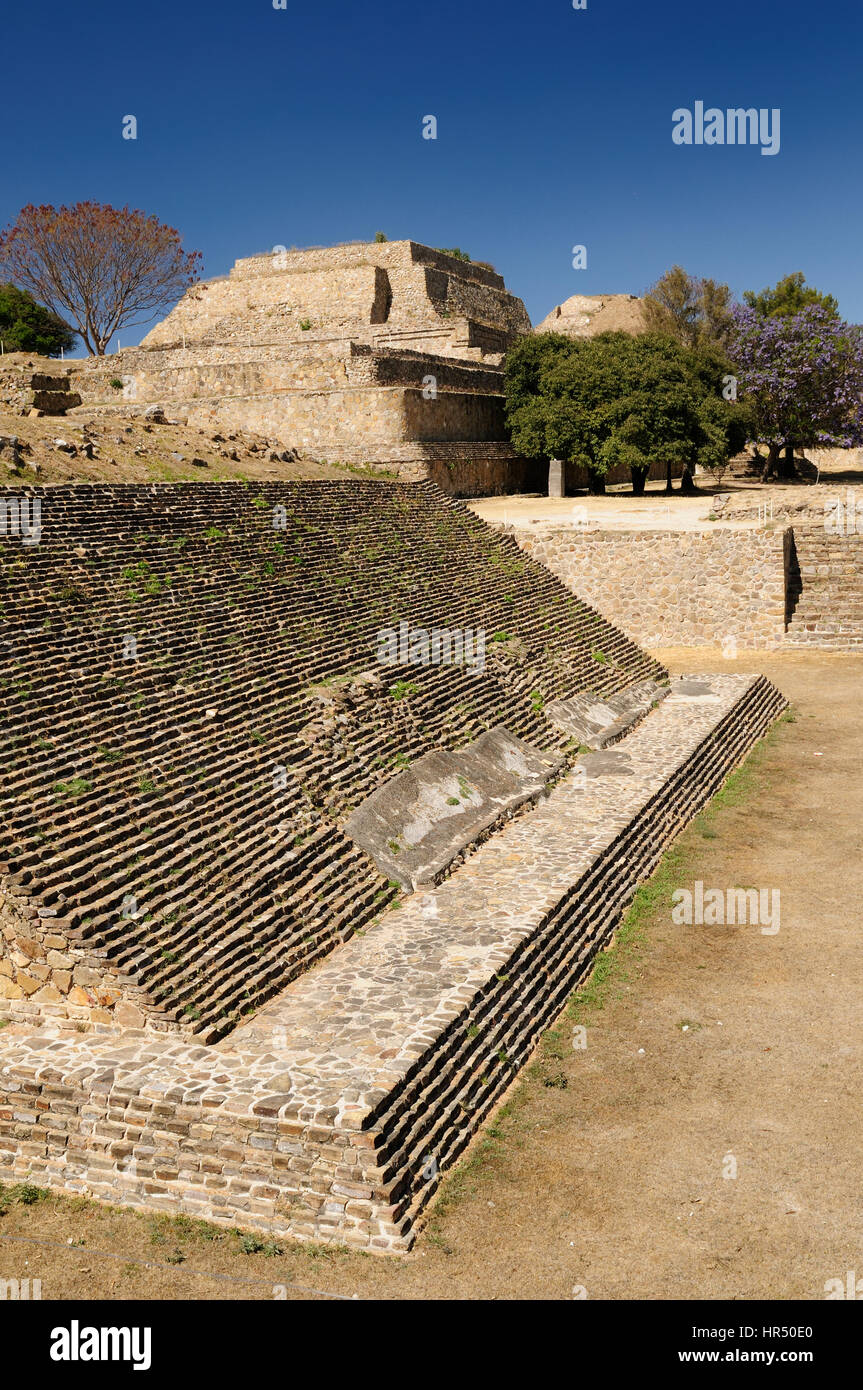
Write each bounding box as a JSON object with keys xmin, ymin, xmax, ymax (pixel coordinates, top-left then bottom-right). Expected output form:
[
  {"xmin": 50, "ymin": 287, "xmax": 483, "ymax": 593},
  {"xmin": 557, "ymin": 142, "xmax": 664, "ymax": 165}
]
[
  {"xmin": 0, "ymin": 672, "xmax": 786, "ymax": 1251},
  {"xmin": 0, "ymin": 481, "xmax": 662, "ymax": 1040}
]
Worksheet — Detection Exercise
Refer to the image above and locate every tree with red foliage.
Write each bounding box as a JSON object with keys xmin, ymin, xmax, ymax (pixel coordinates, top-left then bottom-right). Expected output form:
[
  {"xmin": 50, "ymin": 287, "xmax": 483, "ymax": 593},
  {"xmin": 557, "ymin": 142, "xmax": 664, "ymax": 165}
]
[{"xmin": 0, "ymin": 202, "xmax": 202, "ymax": 356}]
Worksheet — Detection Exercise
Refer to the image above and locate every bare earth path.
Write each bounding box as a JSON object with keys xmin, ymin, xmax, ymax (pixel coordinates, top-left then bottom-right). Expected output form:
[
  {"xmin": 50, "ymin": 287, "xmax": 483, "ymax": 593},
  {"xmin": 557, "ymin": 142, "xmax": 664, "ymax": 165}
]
[{"xmin": 2, "ymin": 650, "xmax": 860, "ymax": 1300}]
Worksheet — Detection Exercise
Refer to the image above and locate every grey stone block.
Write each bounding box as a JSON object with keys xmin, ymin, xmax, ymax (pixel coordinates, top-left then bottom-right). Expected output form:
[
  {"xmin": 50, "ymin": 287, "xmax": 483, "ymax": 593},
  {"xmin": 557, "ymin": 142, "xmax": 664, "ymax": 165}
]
[{"xmin": 343, "ymin": 726, "xmax": 564, "ymax": 890}]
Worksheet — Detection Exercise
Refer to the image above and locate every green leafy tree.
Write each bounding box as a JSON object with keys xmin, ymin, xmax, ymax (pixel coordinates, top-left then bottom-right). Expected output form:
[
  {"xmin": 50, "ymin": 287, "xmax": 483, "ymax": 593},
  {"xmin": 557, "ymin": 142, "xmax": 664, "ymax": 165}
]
[
  {"xmin": 0, "ymin": 283, "xmax": 76, "ymax": 355},
  {"xmin": 743, "ymin": 272, "xmax": 838, "ymax": 321},
  {"xmin": 505, "ymin": 331, "xmax": 746, "ymax": 495}
]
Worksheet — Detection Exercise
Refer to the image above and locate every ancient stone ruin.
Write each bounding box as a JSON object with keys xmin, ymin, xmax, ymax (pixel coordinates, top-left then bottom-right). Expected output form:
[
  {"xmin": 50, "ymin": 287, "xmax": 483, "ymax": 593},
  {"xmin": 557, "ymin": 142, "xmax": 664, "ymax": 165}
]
[
  {"xmin": 534, "ymin": 292, "xmax": 647, "ymax": 337},
  {"xmin": 71, "ymin": 242, "xmax": 538, "ymax": 496},
  {"xmin": 0, "ymin": 479, "xmax": 786, "ymax": 1250}
]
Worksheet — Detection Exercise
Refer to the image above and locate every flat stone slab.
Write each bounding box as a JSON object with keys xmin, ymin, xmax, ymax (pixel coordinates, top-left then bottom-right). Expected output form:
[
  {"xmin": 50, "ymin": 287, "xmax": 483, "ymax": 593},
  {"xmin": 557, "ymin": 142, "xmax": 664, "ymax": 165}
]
[
  {"xmin": 342, "ymin": 726, "xmax": 564, "ymax": 890},
  {"xmin": 545, "ymin": 677, "xmax": 668, "ymax": 749}
]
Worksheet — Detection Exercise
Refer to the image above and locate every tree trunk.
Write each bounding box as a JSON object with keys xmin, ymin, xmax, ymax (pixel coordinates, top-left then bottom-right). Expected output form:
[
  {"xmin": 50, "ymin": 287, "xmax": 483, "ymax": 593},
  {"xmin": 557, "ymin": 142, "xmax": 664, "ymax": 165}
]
[
  {"xmin": 587, "ymin": 467, "xmax": 605, "ymax": 495},
  {"xmin": 761, "ymin": 441, "xmax": 782, "ymax": 482},
  {"xmin": 630, "ymin": 467, "xmax": 648, "ymax": 496},
  {"xmin": 665, "ymin": 459, "xmax": 673, "ymax": 493},
  {"xmin": 777, "ymin": 443, "xmax": 797, "ymax": 480},
  {"xmin": 679, "ymin": 462, "xmax": 698, "ymax": 493}
]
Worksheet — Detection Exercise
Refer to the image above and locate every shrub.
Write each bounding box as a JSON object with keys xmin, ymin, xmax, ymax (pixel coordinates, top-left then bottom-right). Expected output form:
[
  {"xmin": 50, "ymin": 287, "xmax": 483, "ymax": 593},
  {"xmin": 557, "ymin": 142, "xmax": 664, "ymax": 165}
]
[{"xmin": 0, "ymin": 283, "xmax": 76, "ymax": 355}]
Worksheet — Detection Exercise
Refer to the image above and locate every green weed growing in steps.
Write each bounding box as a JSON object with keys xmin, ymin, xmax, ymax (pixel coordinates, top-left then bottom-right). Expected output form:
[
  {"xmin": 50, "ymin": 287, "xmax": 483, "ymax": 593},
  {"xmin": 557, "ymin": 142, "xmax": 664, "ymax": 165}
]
[
  {"xmin": 53, "ymin": 777, "xmax": 92, "ymax": 798},
  {"xmin": 0, "ymin": 1183, "xmax": 48, "ymax": 1212},
  {"xmin": 389, "ymin": 679, "xmax": 418, "ymax": 700}
]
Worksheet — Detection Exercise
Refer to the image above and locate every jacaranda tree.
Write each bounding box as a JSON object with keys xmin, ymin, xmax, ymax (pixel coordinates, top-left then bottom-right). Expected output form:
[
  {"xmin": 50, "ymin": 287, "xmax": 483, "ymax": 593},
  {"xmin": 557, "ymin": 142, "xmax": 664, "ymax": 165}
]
[{"xmin": 729, "ymin": 304, "xmax": 863, "ymax": 480}]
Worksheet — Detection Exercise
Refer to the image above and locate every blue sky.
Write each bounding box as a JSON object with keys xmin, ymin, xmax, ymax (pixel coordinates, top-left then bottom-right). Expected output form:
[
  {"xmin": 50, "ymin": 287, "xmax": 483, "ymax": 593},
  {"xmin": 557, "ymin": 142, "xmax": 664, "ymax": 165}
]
[{"xmin": 3, "ymin": 0, "xmax": 861, "ymax": 345}]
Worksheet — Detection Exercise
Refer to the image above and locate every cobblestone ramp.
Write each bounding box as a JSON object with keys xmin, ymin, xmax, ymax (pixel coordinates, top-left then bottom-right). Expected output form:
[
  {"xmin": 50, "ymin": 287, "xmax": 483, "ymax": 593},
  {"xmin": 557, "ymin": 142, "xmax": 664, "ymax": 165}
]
[
  {"xmin": 0, "ymin": 481, "xmax": 662, "ymax": 1037},
  {"xmin": 0, "ymin": 673, "xmax": 786, "ymax": 1251}
]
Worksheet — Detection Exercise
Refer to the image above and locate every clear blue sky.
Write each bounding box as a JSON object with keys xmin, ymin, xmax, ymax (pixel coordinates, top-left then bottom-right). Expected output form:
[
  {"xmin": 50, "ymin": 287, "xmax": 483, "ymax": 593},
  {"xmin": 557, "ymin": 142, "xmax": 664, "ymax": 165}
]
[{"xmin": 3, "ymin": 0, "xmax": 861, "ymax": 345}]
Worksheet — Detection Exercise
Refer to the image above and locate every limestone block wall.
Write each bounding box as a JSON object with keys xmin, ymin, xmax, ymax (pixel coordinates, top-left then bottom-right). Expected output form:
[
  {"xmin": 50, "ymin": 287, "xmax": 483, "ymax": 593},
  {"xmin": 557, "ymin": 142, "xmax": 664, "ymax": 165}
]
[
  {"xmin": 75, "ymin": 345, "xmax": 508, "ymax": 411},
  {"xmin": 0, "ymin": 885, "xmax": 161, "ymax": 1032},
  {"xmin": 142, "ymin": 267, "xmax": 383, "ymax": 347},
  {"xmin": 424, "ymin": 448, "xmax": 544, "ymax": 497},
  {"xmin": 177, "ymin": 385, "xmax": 506, "ymax": 454},
  {"xmin": 510, "ymin": 528, "xmax": 788, "ymax": 648},
  {"xmin": 403, "ymin": 387, "xmax": 505, "ymax": 441}
]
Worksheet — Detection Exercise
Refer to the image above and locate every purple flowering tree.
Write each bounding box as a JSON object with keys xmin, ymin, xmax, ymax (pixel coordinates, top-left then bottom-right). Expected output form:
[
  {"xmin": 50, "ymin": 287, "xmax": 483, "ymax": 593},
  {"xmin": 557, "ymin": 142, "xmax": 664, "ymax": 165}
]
[{"xmin": 729, "ymin": 305, "xmax": 863, "ymax": 480}]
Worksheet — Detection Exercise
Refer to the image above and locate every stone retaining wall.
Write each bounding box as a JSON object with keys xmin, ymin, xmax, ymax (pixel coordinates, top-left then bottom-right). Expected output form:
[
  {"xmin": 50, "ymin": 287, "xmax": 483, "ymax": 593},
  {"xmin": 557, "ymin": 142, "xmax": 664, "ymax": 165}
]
[{"xmin": 510, "ymin": 528, "xmax": 788, "ymax": 649}]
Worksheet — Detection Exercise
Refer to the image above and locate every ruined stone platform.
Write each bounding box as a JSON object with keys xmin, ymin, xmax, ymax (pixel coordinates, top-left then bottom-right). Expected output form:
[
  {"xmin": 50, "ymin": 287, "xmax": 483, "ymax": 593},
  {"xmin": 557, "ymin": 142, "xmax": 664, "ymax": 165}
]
[
  {"xmin": 69, "ymin": 241, "xmax": 537, "ymax": 495},
  {"xmin": 0, "ymin": 672, "xmax": 786, "ymax": 1252}
]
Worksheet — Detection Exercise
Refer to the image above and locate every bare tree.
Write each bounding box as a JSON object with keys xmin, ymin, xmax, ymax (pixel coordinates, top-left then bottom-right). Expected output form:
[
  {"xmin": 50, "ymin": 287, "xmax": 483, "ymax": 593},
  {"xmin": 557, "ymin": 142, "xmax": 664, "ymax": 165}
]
[{"xmin": 0, "ymin": 202, "xmax": 202, "ymax": 355}]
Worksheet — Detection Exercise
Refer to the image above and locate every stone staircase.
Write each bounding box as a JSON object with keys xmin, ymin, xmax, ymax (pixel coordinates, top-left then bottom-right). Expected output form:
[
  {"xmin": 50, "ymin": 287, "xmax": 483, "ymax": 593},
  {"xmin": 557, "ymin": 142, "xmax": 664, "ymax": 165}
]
[
  {"xmin": 0, "ymin": 671, "xmax": 787, "ymax": 1251},
  {"xmin": 784, "ymin": 525, "xmax": 863, "ymax": 647},
  {"xmin": 0, "ymin": 480, "xmax": 663, "ymax": 1040}
]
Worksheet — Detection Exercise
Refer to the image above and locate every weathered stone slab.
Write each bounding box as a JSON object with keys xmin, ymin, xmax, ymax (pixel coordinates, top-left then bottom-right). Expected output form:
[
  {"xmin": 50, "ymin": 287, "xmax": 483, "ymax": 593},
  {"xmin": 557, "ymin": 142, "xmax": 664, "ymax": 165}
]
[
  {"xmin": 548, "ymin": 458, "xmax": 564, "ymax": 498},
  {"xmin": 545, "ymin": 677, "xmax": 668, "ymax": 749},
  {"xmin": 343, "ymin": 727, "xmax": 564, "ymax": 890}
]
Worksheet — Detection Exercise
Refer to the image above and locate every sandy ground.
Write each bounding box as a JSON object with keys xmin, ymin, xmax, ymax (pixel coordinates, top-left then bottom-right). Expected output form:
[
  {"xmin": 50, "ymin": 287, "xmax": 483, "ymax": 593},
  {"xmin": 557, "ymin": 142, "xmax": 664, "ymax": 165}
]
[
  {"xmin": 467, "ymin": 480, "xmax": 833, "ymax": 533},
  {"xmin": 468, "ymin": 484, "xmax": 742, "ymax": 532},
  {"xmin": 1, "ymin": 648, "xmax": 859, "ymax": 1301}
]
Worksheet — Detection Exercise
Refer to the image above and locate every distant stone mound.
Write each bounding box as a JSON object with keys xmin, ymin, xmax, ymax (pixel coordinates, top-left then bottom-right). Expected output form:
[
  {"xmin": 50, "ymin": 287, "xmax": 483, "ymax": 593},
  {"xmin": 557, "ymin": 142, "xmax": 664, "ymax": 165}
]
[{"xmin": 535, "ymin": 293, "xmax": 647, "ymax": 337}]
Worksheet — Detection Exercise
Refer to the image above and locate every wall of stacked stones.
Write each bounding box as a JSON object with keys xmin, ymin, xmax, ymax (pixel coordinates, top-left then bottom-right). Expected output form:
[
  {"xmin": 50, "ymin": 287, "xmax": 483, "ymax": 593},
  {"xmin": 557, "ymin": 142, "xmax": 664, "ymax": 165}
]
[
  {"xmin": 512, "ymin": 528, "xmax": 788, "ymax": 648},
  {"xmin": 177, "ymin": 385, "xmax": 507, "ymax": 454},
  {"xmin": 76, "ymin": 346, "xmax": 508, "ymax": 411},
  {"xmin": 425, "ymin": 448, "xmax": 542, "ymax": 495},
  {"xmin": 142, "ymin": 267, "xmax": 384, "ymax": 348},
  {"xmin": 0, "ymin": 1039, "xmax": 398, "ymax": 1249},
  {"xmin": 0, "ymin": 887, "xmax": 158, "ymax": 1033},
  {"xmin": 230, "ymin": 241, "xmax": 506, "ymax": 288}
]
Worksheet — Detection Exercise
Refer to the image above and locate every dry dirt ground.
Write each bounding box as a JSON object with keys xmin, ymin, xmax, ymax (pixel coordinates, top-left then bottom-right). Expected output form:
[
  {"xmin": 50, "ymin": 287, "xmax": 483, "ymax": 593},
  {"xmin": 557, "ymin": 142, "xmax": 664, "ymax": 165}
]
[
  {"xmin": 469, "ymin": 468, "xmax": 851, "ymax": 533},
  {"xmin": 0, "ymin": 354, "xmax": 365, "ymax": 486},
  {"xmin": 1, "ymin": 648, "xmax": 859, "ymax": 1301}
]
